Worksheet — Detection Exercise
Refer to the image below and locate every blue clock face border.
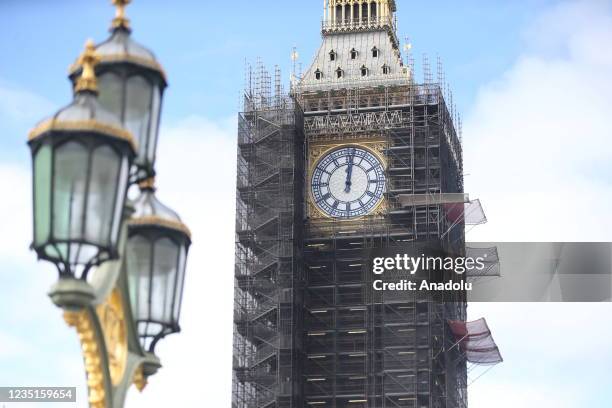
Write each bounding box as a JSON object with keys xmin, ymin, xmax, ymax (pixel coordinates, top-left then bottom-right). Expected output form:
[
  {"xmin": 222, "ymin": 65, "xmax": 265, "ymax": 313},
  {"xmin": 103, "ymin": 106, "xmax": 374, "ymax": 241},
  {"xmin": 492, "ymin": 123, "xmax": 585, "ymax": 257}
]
[{"xmin": 311, "ymin": 146, "xmax": 386, "ymax": 219}]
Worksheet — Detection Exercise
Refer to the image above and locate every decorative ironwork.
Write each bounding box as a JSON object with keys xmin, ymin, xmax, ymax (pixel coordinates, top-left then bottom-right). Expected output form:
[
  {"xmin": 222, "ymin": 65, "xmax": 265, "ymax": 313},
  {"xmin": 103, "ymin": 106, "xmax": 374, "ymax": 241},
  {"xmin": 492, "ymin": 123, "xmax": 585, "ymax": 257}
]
[{"xmin": 64, "ymin": 309, "xmax": 107, "ymax": 408}]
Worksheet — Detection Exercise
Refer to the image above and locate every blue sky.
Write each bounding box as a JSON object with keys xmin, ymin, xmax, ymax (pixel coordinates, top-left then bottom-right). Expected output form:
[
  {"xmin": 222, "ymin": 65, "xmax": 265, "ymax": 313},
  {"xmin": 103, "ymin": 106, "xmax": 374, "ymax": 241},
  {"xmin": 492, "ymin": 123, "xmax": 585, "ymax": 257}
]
[
  {"xmin": 1, "ymin": 1, "xmax": 612, "ymax": 407},
  {"xmin": 1, "ymin": 0, "xmax": 559, "ymax": 154}
]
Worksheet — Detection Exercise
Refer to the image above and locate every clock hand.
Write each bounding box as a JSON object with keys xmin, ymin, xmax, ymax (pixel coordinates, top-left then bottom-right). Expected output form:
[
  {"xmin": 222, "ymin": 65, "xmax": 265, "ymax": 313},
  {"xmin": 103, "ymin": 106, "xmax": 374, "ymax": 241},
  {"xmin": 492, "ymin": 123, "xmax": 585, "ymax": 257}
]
[{"xmin": 345, "ymin": 148, "xmax": 355, "ymax": 193}]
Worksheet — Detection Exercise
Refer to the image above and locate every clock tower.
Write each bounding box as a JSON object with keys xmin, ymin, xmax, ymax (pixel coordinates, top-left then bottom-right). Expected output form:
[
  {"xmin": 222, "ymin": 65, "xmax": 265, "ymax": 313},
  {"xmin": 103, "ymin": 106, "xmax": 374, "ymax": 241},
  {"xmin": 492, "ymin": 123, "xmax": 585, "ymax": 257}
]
[{"xmin": 233, "ymin": 1, "xmax": 468, "ymax": 407}]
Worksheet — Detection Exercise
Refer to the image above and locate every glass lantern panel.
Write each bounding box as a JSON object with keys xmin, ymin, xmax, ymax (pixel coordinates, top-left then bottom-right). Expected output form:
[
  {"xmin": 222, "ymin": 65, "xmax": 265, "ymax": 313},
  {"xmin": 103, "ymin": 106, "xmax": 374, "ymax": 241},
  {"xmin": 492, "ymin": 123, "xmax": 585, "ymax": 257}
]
[
  {"xmin": 34, "ymin": 144, "xmax": 52, "ymax": 246},
  {"xmin": 152, "ymin": 237, "xmax": 179, "ymax": 323},
  {"xmin": 125, "ymin": 76, "xmax": 153, "ymax": 161},
  {"xmin": 53, "ymin": 141, "xmax": 88, "ymax": 242},
  {"xmin": 173, "ymin": 244, "xmax": 187, "ymax": 323},
  {"xmin": 147, "ymin": 86, "xmax": 161, "ymax": 166},
  {"xmin": 85, "ymin": 145, "xmax": 121, "ymax": 245},
  {"xmin": 127, "ymin": 234, "xmax": 152, "ymax": 322},
  {"xmin": 98, "ymin": 72, "xmax": 124, "ymax": 120},
  {"xmin": 139, "ymin": 322, "xmax": 164, "ymax": 340},
  {"xmin": 44, "ymin": 244, "xmax": 61, "ymax": 259},
  {"xmin": 110, "ymin": 155, "xmax": 129, "ymax": 246},
  {"xmin": 69, "ymin": 242, "xmax": 98, "ymax": 266}
]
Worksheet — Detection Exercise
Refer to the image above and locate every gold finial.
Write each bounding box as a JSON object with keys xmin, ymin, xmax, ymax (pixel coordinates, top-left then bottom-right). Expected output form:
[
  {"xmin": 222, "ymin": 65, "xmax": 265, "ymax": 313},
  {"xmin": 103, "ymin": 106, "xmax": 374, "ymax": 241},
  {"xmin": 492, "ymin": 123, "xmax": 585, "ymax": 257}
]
[
  {"xmin": 133, "ymin": 365, "xmax": 148, "ymax": 392},
  {"xmin": 111, "ymin": 0, "xmax": 131, "ymax": 30},
  {"xmin": 75, "ymin": 40, "xmax": 101, "ymax": 94},
  {"xmin": 138, "ymin": 177, "xmax": 156, "ymax": 191}
]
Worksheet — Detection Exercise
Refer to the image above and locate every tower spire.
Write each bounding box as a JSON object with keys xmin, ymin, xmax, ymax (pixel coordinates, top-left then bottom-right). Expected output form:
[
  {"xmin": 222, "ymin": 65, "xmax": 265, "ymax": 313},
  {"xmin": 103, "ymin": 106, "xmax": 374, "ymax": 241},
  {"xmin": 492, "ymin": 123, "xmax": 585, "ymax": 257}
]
[{"xmin": 111, "ymin": 0, "xmax": 131, "ymax": 31}]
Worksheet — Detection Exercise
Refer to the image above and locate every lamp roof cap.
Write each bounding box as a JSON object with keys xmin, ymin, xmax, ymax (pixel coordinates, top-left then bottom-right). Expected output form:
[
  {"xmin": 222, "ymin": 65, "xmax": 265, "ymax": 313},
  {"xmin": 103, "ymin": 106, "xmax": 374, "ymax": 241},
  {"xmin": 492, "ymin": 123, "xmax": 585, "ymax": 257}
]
[
  {"xmin": 68, "ymin": 1, "xmax": 167, "ymax": 85},
  {"xmin": 29, "ymin": 41, "xmax": 135, "ymax": 150},
  {"xmin": 130, "ymin": 183, "xmax": 192, "ymax": 239}
]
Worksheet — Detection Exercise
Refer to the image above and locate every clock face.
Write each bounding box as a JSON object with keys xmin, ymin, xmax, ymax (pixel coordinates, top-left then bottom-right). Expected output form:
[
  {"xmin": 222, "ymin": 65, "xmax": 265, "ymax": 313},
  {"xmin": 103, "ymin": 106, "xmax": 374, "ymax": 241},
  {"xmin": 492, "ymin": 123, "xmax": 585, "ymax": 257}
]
[{"xmin": 311, "ymin": 146, "xmax": 386, "ymax": 219}]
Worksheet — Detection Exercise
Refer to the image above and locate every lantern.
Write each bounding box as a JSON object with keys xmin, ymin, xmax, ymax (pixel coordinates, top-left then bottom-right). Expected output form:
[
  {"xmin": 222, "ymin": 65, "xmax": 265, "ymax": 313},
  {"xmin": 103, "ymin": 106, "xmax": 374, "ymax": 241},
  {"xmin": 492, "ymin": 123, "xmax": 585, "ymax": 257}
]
[
  {"xmin": 126, "ymin": 178, "xmax": 191, "ymax": 351},
  {"xmin": 28, "ymin": 40, "xmax": 135, "ymax": 279},
  {"xmin": 69, "ymin": 1, "xmax": 167, "ymax": 182}
]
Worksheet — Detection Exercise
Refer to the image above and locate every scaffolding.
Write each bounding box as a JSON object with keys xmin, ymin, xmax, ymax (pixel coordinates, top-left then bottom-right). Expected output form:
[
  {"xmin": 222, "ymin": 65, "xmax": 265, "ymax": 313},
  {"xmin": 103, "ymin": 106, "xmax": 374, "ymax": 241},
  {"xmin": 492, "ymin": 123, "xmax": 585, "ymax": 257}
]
[
  {"xmin": 295, "ymin": 79, "xmax": 468, "ymax": 408},
  {"xmin": 233, "ymin": 36, "xmax": 501, "ymax": 407},
  {"xmin": 233, "ymin": 63, "xmax": 305, "ymax": 408}
]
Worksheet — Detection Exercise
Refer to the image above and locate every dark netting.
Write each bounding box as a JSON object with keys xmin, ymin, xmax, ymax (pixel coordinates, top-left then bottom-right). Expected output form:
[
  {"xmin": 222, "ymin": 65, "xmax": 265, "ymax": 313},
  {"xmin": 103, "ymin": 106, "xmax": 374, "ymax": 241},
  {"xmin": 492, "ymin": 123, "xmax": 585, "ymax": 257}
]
[
  {"xmin": 466, "ymin": 246, "xmax": 500, "ymax": 279},
  {"xmin": 448, "ymin": 318, "xmax": 503, "ymax": 365},
  {"xmin": 398, "ymin": 192, "xmax": 469, "ymax": 207},
  {"xmin": 444, "ymin": 199, "xmax": 487, "ymax": 226}
]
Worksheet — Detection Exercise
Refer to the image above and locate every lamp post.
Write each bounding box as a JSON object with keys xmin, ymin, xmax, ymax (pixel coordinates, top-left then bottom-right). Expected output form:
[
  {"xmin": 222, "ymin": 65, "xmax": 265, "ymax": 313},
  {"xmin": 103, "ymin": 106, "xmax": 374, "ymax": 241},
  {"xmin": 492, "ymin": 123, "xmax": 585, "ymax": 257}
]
[{"xmin": 27, "ymin": 3, "xmax": 190, "ymax": 408}]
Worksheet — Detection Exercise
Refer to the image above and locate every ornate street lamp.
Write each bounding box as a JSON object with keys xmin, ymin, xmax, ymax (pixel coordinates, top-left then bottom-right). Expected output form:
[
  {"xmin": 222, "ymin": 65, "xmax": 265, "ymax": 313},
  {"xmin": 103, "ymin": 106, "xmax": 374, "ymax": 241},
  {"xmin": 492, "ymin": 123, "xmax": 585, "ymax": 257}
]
[
  {"xmin": 28, "ymin": 40, "xmax": 135, "ymax": 305},
  {"xmin": 126, "ymin": 178, "xmax": 191, "ymax": 353},
  {"xmin": 70, "ymin": 0, "xmax": 167, "ymax": 182},
  {"xmin": 28, "ymin": 2, "xmax": 191, "ymax": 407}
]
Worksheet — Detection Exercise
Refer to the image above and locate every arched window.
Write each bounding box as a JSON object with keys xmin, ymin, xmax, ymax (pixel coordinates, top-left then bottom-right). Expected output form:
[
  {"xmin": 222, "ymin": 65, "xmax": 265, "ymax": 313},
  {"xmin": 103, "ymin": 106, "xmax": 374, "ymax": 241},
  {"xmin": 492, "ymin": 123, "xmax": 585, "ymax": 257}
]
[
  {"xmin": 329, "ymin": 50, "xmax": 337, "ymax": 62},
  {"xmin": 370, "ymin": 1, "xmax": 377, "ymax": 21},
  {"xmin": 315, "ymin": 69, "xmax": 323, "ymax": 80},
  {"xmin": 344, "ymin": 4, "xmax": 351, "ymax": 23},
  {"xmin": 353, "ymin": 3, "xmax": 359, "ymax": 22},
  {"xmin": 336, "ymin": 5, "xmax": 342, "ymax": 24},
  {"xmin": 360, "ymin": 65, "xmax": 369, "ymax": 77},
  {"xmin": 382, "ymin": 64, "xmax": 390, "ymax": 74},
  {"xmin": 372, "ymin": 46, "xmax": 379, "ymax": 58},
  {"xmin": 362, "ymin": 3, "xmax": 369, "ymax": 23},
  {"xmin": 350, "ymin": 48, "xmax": 358, "ymax": 60},
  {"xmin": 336, "ymin": 67, "xmax": 344, "ymax": 79}
]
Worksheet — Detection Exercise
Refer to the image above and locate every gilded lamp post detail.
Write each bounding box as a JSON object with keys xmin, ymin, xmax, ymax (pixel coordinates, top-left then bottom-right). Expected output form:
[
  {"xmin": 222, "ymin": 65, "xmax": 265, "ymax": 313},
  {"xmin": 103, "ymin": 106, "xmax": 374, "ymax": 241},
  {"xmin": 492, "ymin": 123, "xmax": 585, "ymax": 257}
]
[{"xmin": 27, "ymin": 3, "xmax": 189, "ymax": 408}]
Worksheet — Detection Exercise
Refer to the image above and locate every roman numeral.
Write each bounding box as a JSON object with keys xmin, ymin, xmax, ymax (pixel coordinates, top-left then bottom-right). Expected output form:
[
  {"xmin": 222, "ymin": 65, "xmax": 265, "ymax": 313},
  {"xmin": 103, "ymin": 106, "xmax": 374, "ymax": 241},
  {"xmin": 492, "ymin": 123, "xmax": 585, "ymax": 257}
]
[{"xmin": 317, "ymin": 193, "xmax": 331, "ymax": 203}]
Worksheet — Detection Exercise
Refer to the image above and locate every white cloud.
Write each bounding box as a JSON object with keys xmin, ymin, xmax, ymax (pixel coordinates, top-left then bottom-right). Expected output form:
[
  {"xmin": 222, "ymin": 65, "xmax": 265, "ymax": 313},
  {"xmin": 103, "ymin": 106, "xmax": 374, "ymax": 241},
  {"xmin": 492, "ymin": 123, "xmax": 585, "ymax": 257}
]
[
  {"xmin": 0, "ymin": 76, "xmax": 238, "ymax": 405},
  {"xmin": 2, "ymin": 1, "xmax": 612, "ymax": 407},
  {"xmin": 469, "ymin": 303, "xmax": 612, "ymax": 408},
  {"xmin": 465, "ymin": 1, "xmax": 612, "ymax": 406},
  {"xmin": 0, "ymin": 164, "xmax": 34, "ymax": 263},
  {"xmin": 126, "ymin": 115, "xmax": 237, "ymax": 408},
  {"xmin": 0, "ymin": 80, "xmax": 56, "ymax": 262},
  {"xmin": 0, "ymin": 139, "xmax": 88, "ymax": 405},
  {"xmin": 0, "ymin": 331, "xmax": 34, "ymax": 358},
  {"xmin": 470, "ymin": 303, "xmax": 612, "ymax": 365},
  {"xmin": 464, "ymin": 0, "xmax": 612, "ymax": 243},
  {"xmin": 100, "ymin": 1, "xmax": 612, "ymax": 405},
  {"xmin": 0, "ymin": 80, "xmax": 55, "ymax": 123},
  {"xmin": 0, "ymin": 88, "xmax": 238, "ymax": 405},
  {"xmin": 470, "ymin": 382, "xmax": 580, "ymax": 408}
]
